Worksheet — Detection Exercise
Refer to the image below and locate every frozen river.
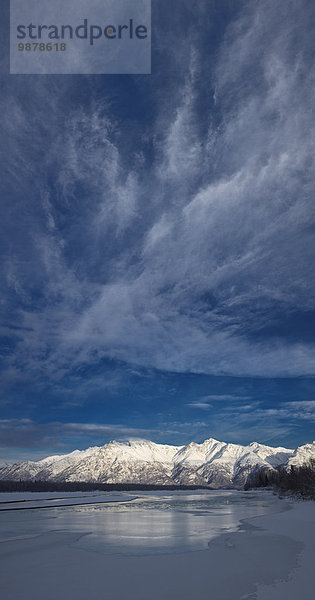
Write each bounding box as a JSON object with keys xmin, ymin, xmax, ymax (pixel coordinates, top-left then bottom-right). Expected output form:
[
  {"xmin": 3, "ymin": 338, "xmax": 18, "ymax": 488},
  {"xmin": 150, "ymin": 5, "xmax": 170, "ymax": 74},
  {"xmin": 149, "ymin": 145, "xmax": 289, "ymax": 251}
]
[
  {"xmin": 1, "ymin": 489, "xmax": 313, "ymax": 600},
  {"xmin": 0, "ymin": 489, "xmax": 286, "ymax": 556}
]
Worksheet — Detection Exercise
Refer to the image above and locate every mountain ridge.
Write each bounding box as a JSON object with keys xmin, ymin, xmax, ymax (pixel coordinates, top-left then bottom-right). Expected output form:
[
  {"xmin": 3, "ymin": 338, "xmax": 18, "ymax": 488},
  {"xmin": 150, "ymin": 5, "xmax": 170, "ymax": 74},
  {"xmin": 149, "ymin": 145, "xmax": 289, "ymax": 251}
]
[{"xmin": 1, "ymin": 437, "xmax": 314, "ymax": 489}]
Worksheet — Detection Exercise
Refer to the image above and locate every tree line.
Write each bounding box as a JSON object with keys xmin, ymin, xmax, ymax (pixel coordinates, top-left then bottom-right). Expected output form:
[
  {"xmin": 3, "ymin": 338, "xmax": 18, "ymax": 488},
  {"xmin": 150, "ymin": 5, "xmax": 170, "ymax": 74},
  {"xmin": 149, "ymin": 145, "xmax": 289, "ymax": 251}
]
[
  {"xmin": 0, "ymin": 480, "xmax": 210, "ymax": 493},
  {"xmin": 244, "ymin": 459, "xmax": 315, "ymax": 499}
]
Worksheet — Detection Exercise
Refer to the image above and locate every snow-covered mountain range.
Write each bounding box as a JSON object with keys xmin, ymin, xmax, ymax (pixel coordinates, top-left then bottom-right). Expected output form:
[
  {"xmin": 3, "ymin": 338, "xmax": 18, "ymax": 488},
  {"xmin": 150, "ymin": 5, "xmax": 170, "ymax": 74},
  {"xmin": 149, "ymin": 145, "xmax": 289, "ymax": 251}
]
[{"xmin": 1, "ymin": 437, "xmax": 314, "ymax": 488}]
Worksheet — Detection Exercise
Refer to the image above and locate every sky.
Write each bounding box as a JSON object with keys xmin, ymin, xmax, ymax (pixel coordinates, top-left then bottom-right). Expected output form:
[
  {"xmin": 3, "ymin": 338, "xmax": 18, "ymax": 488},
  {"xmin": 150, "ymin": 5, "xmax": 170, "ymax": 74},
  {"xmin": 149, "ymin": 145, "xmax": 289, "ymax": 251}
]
[{"xmin": 1, "ymin": 0, "xmax": 315, "ymax": 462}]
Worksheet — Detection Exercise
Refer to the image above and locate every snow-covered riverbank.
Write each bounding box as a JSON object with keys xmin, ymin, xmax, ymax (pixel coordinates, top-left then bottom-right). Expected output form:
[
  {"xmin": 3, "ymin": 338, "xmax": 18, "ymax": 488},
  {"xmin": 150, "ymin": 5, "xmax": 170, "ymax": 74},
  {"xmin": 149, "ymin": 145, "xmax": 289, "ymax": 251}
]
[
  {"xmin": 0, "ymin": 492, "xmax": 313, "ymax": 599},
  {"xmin": 253, "ymin": 500, "xmax": 315, "ymax": 599}
]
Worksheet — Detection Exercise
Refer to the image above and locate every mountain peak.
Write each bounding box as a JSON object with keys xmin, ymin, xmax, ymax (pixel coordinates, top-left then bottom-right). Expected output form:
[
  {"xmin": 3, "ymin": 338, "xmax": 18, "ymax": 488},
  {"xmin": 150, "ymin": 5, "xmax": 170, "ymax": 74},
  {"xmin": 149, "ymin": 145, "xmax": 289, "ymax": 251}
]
[{"xmin": 0, "ymin": 436, "xmax": 312, "ymax": 489}]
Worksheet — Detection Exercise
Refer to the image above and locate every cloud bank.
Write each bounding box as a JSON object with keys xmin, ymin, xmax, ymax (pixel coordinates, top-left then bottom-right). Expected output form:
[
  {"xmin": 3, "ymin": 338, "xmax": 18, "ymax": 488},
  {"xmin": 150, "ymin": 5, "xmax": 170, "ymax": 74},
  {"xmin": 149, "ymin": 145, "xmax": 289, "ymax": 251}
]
[{"xmin": 1, "ymin": 0, "xmax": 315, "ymax": 389}]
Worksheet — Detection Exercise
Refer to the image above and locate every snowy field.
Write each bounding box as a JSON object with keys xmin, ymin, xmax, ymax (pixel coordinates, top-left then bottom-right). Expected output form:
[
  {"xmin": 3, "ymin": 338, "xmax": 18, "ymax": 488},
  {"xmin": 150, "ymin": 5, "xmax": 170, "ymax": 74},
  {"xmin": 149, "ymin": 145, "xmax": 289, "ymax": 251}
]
[{"xmin": 0, "ymin": 489, "xmax": 314, "ymax": 599}]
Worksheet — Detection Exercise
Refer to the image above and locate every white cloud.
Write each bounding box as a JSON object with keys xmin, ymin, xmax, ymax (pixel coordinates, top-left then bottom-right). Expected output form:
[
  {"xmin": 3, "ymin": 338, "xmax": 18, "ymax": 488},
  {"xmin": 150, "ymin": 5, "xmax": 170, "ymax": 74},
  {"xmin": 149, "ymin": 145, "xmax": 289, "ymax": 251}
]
[
  {"xmin": 201, "ymin": 395, "xmax": 252, "ymax": 402},
  {"xmin": 1, "ymin": 1, "xmax": 315, "ymax": 382},
  {"xmin": 187, "ymin": 402, "xmax": 213, "ymax": 410}
]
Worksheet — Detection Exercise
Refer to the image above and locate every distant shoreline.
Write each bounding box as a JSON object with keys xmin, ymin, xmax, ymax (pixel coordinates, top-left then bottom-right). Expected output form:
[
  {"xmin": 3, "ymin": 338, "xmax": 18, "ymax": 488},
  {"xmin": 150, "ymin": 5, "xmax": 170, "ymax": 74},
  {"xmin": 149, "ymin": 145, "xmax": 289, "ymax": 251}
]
[{"xmin": 0, "ymin": 481, "xmax": 216, "ymax": 493}]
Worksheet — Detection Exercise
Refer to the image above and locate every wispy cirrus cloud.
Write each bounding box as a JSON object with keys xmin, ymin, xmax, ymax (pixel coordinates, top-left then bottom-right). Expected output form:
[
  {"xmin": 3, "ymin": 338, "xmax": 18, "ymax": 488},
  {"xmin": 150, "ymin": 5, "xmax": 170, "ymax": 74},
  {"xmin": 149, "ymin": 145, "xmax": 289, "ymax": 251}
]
[
  {"xmin": 187, "ymin": 394, "xmax": 253, "ymax": 409},
  {"xmin": 259, "ymin": 401, "xmax": 315, "ymax": 423},
  {"xmin": 202, "ymin": 395, "xmax": 252, "ymax": 402},
  {"xmin": 187, "ymin": 402, "xmax": 213, "ymax": 410},
  {"xmin": 0, "ymin": 0, "xmax": 315, "ymax": 394}
]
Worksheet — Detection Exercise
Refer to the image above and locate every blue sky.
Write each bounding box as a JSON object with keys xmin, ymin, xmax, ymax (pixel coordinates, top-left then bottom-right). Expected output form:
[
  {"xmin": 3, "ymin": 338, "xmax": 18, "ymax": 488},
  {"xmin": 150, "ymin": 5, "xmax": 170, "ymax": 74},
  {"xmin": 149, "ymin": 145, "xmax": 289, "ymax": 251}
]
[{"xmin": 1, "ymin": 0, "xmax": 315, "ymax": 462}]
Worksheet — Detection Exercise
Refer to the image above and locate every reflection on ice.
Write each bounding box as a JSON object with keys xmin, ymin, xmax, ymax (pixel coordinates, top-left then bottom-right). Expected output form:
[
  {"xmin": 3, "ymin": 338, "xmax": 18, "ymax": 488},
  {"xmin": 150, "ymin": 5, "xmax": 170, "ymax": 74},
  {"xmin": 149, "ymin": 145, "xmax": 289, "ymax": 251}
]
[{"xmin": 0, "ymin": 490, "xmax": 285, "ymax": 557}]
